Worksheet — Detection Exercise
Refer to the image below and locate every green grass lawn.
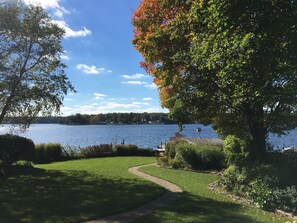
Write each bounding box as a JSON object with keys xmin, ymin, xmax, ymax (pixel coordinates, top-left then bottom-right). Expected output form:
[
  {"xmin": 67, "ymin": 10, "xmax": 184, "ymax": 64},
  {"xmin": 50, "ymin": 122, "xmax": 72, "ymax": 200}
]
[
  {"xmin": 132, "ymin": 166, "xmax": 288, "ymax": 223},
  {"xmin": 0, "ymin": 157, "xmax": 163, "ymax": 223}
]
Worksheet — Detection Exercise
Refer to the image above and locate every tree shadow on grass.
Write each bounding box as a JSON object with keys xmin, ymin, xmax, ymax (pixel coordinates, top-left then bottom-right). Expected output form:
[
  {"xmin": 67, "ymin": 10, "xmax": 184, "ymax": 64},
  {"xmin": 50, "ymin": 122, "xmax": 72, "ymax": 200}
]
[
  {"xmin": 133, "ymin": 192, "xmax": 273, "ymax": 223},
  {"xmin": 0, "ymin": 166, "xmax": 164, "ymax": 223}
]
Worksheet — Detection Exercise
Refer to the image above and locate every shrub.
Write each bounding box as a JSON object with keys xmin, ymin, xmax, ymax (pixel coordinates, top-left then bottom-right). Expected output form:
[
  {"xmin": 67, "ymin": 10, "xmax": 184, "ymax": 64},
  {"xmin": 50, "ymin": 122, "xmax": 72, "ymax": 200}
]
[
  {"xmin": 175, "ymin": 143, "xmax": 226, "ymax": 170},
  {"xmin": 165, "ymin": 137, "xmax": 187, "ymax": 159},
  {"xmin": 272, "ymin": 186, "xmax": 297, "ymax": 215},
  {"xmin": 127, "ymin": 144, "xmax": 138, "ymax": 151},
  {"xmin": 220, "ymin": 163, "xmax": 279, "ymax": 192},
  {"xmin": 35, "ymin": 143, "xmax": 63, "ymax": 163},
  {"xmin": 219, "ymin": 165, "xmax": 248, "ymax": 192},
  {"xmin": 61, "ymin": 145, "xmax": 81, "ymax": 160},
  {"xmin": 246, "ymin": 178, "xmax": 275, "ymax": 210},
  {"xmin": 46, "ymin": 143, "xmax": 63, "ymax": 161},
  {"xmin": 80, "ymin": 144, "xmax": 113, "ymax": 158},
  {"xmin": 158, "ymin": 156, "xmax": 169, "ymax": 166},
  {"xmin": 265, "ymin": 152, "xmax": 297, "ymax": 186},
  {"xmin": 223, "ymin": 135, "xmax": 249, "ymax": 166},
  {"xmin": 115, "ymin": 144, "xmax": 138, "ymax": 156},
  {"xmin": 115, "ymin": 144, "xmax": 155, "ymax": 156},
  {"xmin": 219, "ymin": 157, "xmax": 297, "ymax": 215},
  {"xmin": 115, "ymin": 144, "xmax": 127, "ymax": 156},
  {"xmin": 0, "ymin": 134, "xmax": 35, "ymax": 165},
  {"xmin": 135, "ymin": 148, "xmax": 155, "ymax": 156}
]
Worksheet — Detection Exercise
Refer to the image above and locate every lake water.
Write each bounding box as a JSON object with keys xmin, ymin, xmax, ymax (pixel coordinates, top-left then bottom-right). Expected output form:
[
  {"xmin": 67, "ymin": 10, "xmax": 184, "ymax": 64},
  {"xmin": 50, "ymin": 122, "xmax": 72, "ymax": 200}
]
[{"xmin": 0, "ymin": 124, "xmax": 296, "ymax": 149}]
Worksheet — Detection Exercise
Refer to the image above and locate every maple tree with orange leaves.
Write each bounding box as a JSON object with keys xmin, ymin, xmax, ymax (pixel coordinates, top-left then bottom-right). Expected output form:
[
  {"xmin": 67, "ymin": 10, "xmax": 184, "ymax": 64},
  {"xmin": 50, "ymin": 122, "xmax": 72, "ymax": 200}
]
[{"xmin": 132, "ymin": 0, "xmax": 297, "ymax": 161}]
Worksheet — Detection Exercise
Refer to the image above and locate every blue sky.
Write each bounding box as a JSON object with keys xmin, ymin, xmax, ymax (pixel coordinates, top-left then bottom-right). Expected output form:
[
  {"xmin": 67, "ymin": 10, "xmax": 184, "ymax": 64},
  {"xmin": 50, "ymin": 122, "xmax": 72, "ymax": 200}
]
[{"xmin": 24, "ymin": 0, "xmax": 167, "ymax": 116}]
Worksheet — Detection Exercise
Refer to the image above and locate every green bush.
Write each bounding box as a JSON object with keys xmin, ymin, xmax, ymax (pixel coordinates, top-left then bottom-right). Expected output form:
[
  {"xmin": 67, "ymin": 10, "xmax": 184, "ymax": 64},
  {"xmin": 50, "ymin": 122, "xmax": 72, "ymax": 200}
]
[
  {"xmin": 174, "ymin": 143, "xmax": 226, "ymax": 170},
  {"xmin": 165, "ymin": 137, "xmax": 187, "ymax": 159},
  {"xmin": 61, "ymin": 145, "xmax": 81, "ymax": 160},
  {"xmin": 246, "ymin": 178, "xmax": 275, "ymax": 210},
  {"xmin": 158, "ymin": 155, "xmax": 169, "ymax": 166},
  {"xmin": 272, "ymin": 186, "xmax": 297, "ymax": 215},
  {"xmin": 265, "ymin": 152, "xmax": 297, "ymax": 186},
  {"xmin": 223, "ymin": 135, "xmax": 249, "ymax": 166},
  {"xmin": 219, "ymin": 165, "xmax": 248, "ymax": 192},
  {"xmin": 245, "ymin": 180, "xmax": 297, "ymax": 214},
  {"xmin": 220, "ymin": 163, "xmax": 279, "ymax": 192},
  {"xmin": 115, "ymin": 144, "xmax": 128, "ymax": 156},
  {"xmin": 115, "ymin": 144, "xmax": 138, "ymax": 156},
  {"xmin": 80, "ymin": 144, "xmax": 113, "ymax": 158},
  {"xmin": 127, "ymin": 144, "xmax": 138, "ymax": 151},
  {"xmin": 135, "ymin": 148, "xmax": 155, "ymax": 156},
  {"xmin": 35, "ymin": 143, "xmax": 63, "ymax": 163},
  {"xmin": 115, "ymin": 144, "xmax": 155, "ymax": 156},
  {"xmin": 0, "ymin": 134, "xmax": 35, "ymax": 165},
  {"xmin": 220, "ymin": 154, "xmax": 297, "ymax": 215}
]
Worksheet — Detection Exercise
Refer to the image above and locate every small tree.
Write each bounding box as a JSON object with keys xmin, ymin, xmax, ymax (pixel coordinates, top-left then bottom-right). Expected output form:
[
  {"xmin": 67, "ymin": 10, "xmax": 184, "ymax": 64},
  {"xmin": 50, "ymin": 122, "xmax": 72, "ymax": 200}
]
[
  {"xmin": 132, "ymin": 0, "xmax": 297, "ymax": 161},
  {"xmin": 0, "ymin": 0, "xmax": 75, "ymax": 128}
]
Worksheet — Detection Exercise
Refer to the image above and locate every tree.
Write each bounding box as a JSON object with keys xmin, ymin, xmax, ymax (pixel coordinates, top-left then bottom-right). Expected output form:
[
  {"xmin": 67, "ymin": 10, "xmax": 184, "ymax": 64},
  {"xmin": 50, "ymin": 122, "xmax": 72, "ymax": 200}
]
[
  {"xmin": 132, "ymin": 0, "xmax": 297, "ymax": 161},
  {"xmin": 0, "ymin": 0, "xmax": 75, "ymax": 128}
]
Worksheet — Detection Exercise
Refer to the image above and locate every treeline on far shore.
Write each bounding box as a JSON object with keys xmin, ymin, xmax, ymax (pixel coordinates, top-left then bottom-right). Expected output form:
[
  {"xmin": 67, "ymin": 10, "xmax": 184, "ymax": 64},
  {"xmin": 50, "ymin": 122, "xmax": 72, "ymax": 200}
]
[{"xmin": 5, "ymin": 113, "xmax": 191, "ymax": 125}]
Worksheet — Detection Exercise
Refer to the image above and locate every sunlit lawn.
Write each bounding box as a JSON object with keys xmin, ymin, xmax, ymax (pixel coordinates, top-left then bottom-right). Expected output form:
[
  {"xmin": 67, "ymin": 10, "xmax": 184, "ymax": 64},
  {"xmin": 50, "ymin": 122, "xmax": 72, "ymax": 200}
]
[
  {"xmin": 132, "ymin": 166, "xmax": 288, "ymax": 223},
  {"xmin": 0, "ymin": 157, "xmax": 163, "ymax": 223}
]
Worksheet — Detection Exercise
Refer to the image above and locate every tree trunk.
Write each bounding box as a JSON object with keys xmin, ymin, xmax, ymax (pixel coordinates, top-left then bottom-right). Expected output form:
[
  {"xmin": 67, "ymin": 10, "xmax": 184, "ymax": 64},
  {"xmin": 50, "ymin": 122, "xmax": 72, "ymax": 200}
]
[
  {"xmin": 0, "ymin": 94, "xmax": 14, "ymax": 124},
  {"xmin": 249, "ymin": 124, "xmax": 267, "ymax": 162}
]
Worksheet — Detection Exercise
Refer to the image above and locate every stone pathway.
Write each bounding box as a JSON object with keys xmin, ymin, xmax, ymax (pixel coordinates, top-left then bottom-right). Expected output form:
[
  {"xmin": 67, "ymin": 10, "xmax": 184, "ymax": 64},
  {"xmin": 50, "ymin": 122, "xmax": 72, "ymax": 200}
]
[{"xmin": 84, "ymin": 163, "xmax": 183, "ymax": 223}]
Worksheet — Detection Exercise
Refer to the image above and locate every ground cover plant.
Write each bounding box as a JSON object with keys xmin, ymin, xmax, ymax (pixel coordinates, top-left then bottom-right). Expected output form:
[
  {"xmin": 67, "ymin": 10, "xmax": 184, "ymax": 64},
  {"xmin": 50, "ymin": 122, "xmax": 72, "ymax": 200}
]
[
  {"xmin": 133, "ymin": 165, "xmax": 289, "ymax": 223},
  {"xmin": 220, "ymin": 135, "xmax": 297, "ymax": 215},
  {"xmin": 0, "ymin": 157, "xmax": 163, "ymax": 223}
]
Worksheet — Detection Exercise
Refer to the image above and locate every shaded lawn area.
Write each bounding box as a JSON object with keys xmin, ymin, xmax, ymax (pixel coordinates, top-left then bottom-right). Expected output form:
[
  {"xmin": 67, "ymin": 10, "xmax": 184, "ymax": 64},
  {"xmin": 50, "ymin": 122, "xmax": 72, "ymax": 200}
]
[
  {"xmin": 133, "ymin": 166, "xmax": 288, "ymax": 223},
  {"xmin": 0, "ymin": 157, "xmax": 164, "ymax": 223}
]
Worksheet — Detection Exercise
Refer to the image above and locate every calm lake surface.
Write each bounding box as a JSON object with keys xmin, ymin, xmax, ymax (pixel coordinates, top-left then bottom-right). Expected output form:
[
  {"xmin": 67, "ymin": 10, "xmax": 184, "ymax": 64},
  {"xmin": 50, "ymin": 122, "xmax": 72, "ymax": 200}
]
[{"xmin": 0, "ymin": 124, "xmax": 296, "ymax": 149}]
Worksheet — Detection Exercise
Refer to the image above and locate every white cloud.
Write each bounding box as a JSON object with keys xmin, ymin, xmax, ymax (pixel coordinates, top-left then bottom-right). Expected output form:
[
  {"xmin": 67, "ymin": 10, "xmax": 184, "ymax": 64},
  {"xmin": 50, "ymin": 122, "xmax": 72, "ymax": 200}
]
[
  {"xmin": 24, "ymin": 1, "xmax": 91, "ymax": 39},
  {"xmin": 61, "ymin": 102, "xmax": 168, "ymax": 115},
  {"xmin": 53, "ymin": 20, "xmax": 91, "ymax": 39},
  {"xmin": 144, "ymin": 83, "xmax": 158, "ymax": 89},
  {"xmin": 104, "ymin": 102, "xmax": 141, "ymax": 109},
  {"xmin": 60, "ymin": 94, "xmax": 163, "ymax": 115},
  {"xmin": 122, "ymin": 81, "xmax": 158, "ymax": 90},
  {"xmin": 122, "ymin": 81, "xmax": 148, "ymax": 85},
  {"xmin": 23, "ymin": 0, "xmax": 69, "ymax": 18},
  {"xmin": 68, "ymin": 92, "xmax": 78, "ymax": 96},
  {"xmin": 122, "ymin": 74, "xmax": 146, "ymax": 79},
  {"xmin": 142, "ymin": 97, "xmax": 153, "ymax": 101},
  {"xmin": 109, "ymin": 98, "xmax": 130, "ymax": 101},
  {"xmin": 77, "ymin": 64, "xmax": 111, "ymax": 75},
  {"xmin": 137, "ymin": 107, "xmax": 169, "ymax": 113},
  {"xmin": 60, "ymin": 50, "xmax": 69, "ymax": 60},
  {"xmin": 93, "ymin": 93, "xmax": 106, "ymax": 100},
  {"xmin": 132, "ymin": 102, "xmax": 150, "ymax": 106},
  {"xmin": 61, "ymin": 55, "xmax": 69, "ymax": 60},
  {"xmin": 64, "ymin": 98, "xmax": 73, "ymax": 101}
]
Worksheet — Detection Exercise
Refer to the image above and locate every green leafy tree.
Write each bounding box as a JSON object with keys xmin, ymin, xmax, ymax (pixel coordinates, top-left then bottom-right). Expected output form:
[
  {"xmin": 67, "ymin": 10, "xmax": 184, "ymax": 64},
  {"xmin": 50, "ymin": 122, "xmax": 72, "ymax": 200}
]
[
  {"xmin": 0, "ymin": 0, "xmax": 75, "ymax": 128},
  {"xmin": 132, "ymin": 0, "xmax": 297, "ymax": 161}
]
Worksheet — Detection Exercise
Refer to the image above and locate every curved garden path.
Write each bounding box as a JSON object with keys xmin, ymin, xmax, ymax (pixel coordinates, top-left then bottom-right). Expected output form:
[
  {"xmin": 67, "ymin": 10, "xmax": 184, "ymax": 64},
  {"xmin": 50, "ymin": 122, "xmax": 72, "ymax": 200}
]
[{"xmin": 85, "ymin": 163, "xmax": 183, "ymax": 223}]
